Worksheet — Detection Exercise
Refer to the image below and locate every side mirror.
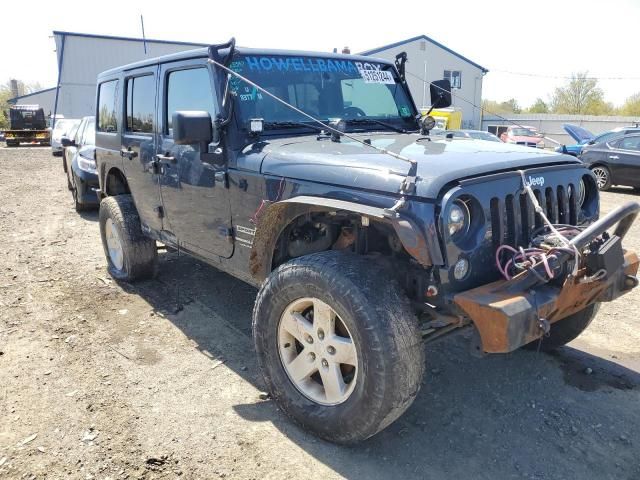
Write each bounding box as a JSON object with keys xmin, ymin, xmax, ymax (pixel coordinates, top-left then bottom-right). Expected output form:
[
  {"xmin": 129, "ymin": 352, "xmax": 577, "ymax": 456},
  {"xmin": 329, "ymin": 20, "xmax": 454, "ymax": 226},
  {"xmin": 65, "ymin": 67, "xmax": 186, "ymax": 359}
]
[
  {"xmin": 430, "ymin": 79, "xmax": 452, "ymax": 109},
  {"xmin": 173, "ymin": 111, "xmax": 212, "ymax": 146},
  {"xmin": 60, "ymin": 136, "xmax": 74, "ymax": 147}
]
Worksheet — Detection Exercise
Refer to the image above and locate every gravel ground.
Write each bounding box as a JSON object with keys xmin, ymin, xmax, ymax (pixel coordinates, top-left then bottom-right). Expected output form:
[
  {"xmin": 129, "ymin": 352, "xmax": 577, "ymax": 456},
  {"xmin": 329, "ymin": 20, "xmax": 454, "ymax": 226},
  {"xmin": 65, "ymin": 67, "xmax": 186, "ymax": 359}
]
[{"xmin": 0, "ymin": 146, "xmax": 639, "ymax": 479}]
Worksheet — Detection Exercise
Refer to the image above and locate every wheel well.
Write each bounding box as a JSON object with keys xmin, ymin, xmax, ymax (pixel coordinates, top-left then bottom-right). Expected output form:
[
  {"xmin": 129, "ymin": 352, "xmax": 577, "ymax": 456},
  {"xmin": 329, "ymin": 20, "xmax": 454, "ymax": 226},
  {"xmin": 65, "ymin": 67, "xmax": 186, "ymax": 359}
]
[
  {"xmin": 105, "ymin": 168, "xmax": 130, "ymax": 196},
  {"xmin": 269, "ymin": 210, "xmax": 409, "ymax": 272}
]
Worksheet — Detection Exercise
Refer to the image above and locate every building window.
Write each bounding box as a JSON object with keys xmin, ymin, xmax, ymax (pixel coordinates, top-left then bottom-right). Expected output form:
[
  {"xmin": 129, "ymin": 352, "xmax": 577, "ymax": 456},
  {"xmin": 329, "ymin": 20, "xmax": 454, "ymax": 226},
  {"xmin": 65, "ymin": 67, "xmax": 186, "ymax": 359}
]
[
  {"xmin": 444, "ymin": 70, "xmax": 462, "ymax": 89},
  {"xmin": 97, "ymin": 80, "xmax": 118, "ymax": 133},
  {"xmin": 126, "ymin": 75, "xmax": 155, "ymax": 133},
  {"xmin": 419, "ymin": 41, "xmax": 426, "ymax": 51}
]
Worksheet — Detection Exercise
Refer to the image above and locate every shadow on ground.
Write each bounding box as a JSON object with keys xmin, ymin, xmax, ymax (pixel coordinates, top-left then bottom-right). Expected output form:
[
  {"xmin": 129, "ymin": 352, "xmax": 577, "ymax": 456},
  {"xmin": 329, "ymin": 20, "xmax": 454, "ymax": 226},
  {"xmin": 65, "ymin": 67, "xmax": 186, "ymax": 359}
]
[{"xmin": 123, "ymin": 251, "xmax": 640, "ymax": 480}]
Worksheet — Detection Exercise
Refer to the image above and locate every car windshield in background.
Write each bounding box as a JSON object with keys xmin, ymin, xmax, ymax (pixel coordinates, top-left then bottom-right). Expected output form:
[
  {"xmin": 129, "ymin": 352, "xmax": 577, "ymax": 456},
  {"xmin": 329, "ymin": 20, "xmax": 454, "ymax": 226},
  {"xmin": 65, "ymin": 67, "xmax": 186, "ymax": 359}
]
[
  {"xmin": 53, "ymin": 120, "xmax": 74, "ymax": 133},
  {"xmin": 229, "ymin": 55, "xmax": 416, "ymax": 132},
  {"xmin": 84, "ymin": 120, "xmax": 96, "ymax": 146},
  {"xmin": 511, "ymin": 128, "xmax": 538, "ymax": 136},
  {"xmin": 469, "ymin": 131, "xmax": 501, "ymax": 142}
]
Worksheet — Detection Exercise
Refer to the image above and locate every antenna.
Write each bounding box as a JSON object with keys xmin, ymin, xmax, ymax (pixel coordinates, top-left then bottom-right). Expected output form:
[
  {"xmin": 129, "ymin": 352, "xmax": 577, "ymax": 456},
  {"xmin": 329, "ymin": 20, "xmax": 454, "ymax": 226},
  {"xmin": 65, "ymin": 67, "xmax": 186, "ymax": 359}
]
[{"xmin": 140, "ymin": 15, "xmax": 147, "ymax": 55}]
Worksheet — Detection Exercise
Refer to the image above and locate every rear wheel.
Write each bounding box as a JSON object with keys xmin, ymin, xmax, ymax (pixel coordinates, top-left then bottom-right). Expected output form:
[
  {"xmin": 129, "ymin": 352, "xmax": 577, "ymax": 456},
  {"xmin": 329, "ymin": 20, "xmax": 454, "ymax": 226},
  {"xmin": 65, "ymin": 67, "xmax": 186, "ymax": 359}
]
[
  {"xmin": 253, "ymin": 251, "xmax": 425, "ymax": 444},
  {"xmin": 591, "ymin": 165, "xmax": 611, "ymax": 190},
  {"xmin": 99, "ymin": 195, "xmax": 157, "ymax": 282},
  {"xmin": 524, "ymin": 303, "xmax": 599, "ymax": 352}
]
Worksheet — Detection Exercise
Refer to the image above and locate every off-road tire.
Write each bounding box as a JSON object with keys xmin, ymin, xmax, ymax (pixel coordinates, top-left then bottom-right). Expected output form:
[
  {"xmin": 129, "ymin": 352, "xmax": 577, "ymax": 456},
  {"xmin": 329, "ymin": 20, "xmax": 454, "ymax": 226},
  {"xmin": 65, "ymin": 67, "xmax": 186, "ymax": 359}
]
[
  {"xmin": 524, "ymin": 303, "xmax": 599, "ymax": 352},
  {"xmin": 99, "ymin": 195, "xmax": 157, "ymax": 282},
  {"xmin": 253, "ymin": 251, "xmax": 425, "ymax": 444}
]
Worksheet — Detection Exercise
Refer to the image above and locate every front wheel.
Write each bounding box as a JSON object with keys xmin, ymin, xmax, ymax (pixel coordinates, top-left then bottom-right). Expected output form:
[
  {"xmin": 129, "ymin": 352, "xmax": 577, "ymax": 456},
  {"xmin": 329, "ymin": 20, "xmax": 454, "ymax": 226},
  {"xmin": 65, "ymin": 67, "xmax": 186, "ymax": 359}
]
[
  {"xmin": 253, "ymin": 251, "xmax": 425, "ymax": 444},
  {"xmin": 591, "ymin": 165, "xmax": 611, "ymax": 190},
  {"xmin": 99, "ymin": 195, "xmax": 157, "ymax": 282}
]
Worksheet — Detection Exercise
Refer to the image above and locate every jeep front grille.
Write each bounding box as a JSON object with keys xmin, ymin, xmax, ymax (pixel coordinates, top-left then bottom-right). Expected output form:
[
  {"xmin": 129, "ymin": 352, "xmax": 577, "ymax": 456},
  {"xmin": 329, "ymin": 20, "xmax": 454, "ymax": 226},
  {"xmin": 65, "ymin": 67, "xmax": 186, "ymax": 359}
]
[{"xmin": 489, "ymin": 185, "xmax": 579, "ymax": 248}]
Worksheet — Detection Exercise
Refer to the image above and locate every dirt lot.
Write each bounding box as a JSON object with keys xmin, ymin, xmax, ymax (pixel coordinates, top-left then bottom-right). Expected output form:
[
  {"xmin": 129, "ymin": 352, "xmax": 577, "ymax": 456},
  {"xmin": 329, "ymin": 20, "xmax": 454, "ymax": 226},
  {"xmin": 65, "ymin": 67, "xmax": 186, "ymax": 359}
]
[{"xmin": 0, "ymin": 146, "xmax": 639, "ymax": 479}]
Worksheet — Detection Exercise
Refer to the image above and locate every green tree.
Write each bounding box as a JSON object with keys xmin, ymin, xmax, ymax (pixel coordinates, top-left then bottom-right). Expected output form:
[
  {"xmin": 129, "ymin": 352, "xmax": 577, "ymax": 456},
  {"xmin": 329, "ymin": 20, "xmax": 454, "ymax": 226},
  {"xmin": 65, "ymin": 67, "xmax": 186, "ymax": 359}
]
[
  {"xmin": 550, "ymin": 72, "xmax": 614, "ymax": 115},
  {"xmin": 527, "ymin": 98, "xmax": 549, "ymax": 113},
  {"xmin": 482, "ymin": 98, "xmax": 521, "ymax": 115},
  {"xmin": 620, "ymin": 93, "xmax": 640, "ymax": 117}
]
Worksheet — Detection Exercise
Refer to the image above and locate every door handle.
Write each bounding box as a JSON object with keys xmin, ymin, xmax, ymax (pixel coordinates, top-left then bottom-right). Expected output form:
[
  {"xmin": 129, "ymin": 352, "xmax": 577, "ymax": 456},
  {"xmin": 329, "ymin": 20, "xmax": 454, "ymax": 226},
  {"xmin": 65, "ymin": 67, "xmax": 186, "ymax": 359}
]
[
  {"xmin": 609, "ymin": 155, "xmax": 620, "ymax": 160},
  {"xmin": 120, "ymin": 148, "xmax": 138, "ymax": 159},
  {"xmin": 156, "ymin": 153, "xmax": 176, "ymax": 164}
]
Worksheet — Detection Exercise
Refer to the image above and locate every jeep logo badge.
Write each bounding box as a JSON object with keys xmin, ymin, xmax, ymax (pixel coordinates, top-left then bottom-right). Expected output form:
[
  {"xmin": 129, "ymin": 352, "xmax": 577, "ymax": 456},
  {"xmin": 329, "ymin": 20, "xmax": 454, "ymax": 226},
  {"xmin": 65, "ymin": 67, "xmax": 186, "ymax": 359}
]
[{"xmin": 527, "ymin": 176, "xmax": 545, "ymax": 187}]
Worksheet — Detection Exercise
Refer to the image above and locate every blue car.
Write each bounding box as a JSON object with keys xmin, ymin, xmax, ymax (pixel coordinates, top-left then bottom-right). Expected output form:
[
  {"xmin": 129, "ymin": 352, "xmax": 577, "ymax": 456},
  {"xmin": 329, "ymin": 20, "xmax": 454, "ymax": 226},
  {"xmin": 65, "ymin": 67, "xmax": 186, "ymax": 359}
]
[{"xmin": 557, "ymin": 124, "xmax": 640, "ymax": 156}]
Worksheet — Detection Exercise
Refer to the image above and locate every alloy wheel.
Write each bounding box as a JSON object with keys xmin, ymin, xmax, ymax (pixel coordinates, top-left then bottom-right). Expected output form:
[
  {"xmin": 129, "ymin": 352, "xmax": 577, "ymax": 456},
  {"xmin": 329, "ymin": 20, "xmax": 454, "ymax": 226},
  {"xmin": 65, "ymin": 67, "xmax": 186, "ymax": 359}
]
[{"xmin": 278, "ymin": 297, "xmax": 358, "ymax": 405}]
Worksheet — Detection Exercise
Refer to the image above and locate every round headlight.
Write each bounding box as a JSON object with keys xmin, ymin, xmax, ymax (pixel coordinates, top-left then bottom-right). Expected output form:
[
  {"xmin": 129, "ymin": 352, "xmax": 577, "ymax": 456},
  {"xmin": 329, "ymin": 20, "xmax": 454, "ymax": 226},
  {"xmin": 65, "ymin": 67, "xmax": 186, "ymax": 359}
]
[
  {"xmin": 448, "ymin": 200, "xmax": 470, "ymax": 237},
  {"xmin": 421, "ymin": 115, "xmax": 436, "ymax": 131}
]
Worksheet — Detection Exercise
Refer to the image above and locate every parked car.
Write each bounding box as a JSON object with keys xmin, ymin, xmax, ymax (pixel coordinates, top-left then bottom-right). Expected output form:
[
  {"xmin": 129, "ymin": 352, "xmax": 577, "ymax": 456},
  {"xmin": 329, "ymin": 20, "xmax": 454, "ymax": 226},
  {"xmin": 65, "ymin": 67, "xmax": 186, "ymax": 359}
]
[
  {"xmin": 448, "ymin": 129, "xmax": 502, "ymax": 142},
  {"xmin": 51, "ymin": 118, "xmax": 81, "ymax": 156},
  {"xmin": 62, "ymin": 116, "xmax": 98, "ymax": 211},
  {"xmin": 0, "ymin": 131, "xmax": 5, "ymax": 142},
  {"xmin": 500, "ymin": 125, "xmax": 544, "ymax": 148},
  {"xmin": 557, "ymin": 124, "xmax": 640, "ymax": 157},
  {"xmin": 94, "ymin": 42, "xmax": 638, "ymax": 444},
  {"xmin": 580, "ymin": 132, "xmax": 640, "ymax": 190}
]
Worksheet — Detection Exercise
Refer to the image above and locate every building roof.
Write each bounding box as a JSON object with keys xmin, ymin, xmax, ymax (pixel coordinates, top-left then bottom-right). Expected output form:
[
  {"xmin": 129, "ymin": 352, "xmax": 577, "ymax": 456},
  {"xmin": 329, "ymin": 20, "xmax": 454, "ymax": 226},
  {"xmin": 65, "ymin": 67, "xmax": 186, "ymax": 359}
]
[
  {"xmin": 8, "ymin": 86, "xmax": 57, "ymax": 104},
  {"xmin": 52, "ymin": 30, "xmax": 208, "ymax": 47},
  {"xmin": 360, "ymin": 34, "xmax": 488, "ymax": 73}
]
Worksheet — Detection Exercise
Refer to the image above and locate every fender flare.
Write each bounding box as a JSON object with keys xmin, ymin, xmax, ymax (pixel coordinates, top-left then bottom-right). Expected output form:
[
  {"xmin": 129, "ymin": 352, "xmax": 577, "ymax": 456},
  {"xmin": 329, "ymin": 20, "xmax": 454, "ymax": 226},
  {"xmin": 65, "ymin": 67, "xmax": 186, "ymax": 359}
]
[{"xmin": 249, "ymin": 196, "xmax": 436, "ymax": 282}]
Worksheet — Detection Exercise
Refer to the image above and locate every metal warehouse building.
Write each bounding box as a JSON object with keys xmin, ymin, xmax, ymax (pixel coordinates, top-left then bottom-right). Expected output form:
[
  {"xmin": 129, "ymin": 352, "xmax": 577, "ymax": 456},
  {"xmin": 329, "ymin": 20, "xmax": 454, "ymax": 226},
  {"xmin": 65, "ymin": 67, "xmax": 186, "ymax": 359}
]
[
  {"xmin": 361, "ymin": 35, "xmax": 488, "ymax": 129},
  {"xmin": 13, "ymin": 31, "xmax": 486, "ymax": 127},
  {"xmin": 51, "ymin": 31, "xmax": 207, "ymax": 119},
  {"xmin": 7, "ymin": 87, "xmax": 57, "ymax": 117}
]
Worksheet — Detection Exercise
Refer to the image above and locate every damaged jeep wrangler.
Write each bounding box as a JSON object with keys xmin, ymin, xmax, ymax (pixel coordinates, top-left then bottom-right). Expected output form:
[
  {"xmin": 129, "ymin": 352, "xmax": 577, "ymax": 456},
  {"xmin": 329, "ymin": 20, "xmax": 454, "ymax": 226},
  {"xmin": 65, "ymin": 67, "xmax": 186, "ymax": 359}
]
[{"xmin": 95, "ymin": 39, "xmax": 639, "ymax": 444}]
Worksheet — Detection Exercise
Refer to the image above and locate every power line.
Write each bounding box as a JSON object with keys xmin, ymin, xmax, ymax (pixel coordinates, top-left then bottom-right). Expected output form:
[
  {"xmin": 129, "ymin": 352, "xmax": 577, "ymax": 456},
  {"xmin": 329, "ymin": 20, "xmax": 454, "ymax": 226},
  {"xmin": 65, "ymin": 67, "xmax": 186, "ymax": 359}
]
[{"xmin": 491, "ymin": 70, "xmax": 640, "ymax": 81}]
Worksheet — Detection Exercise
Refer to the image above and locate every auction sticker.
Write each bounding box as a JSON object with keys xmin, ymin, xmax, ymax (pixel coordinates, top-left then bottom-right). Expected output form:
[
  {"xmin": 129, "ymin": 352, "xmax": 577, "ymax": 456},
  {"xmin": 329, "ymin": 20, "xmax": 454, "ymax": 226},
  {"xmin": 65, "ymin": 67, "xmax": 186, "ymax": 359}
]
[{"xmin": 359, "ymin": 69, "xmax": 395, "ymax": 84}]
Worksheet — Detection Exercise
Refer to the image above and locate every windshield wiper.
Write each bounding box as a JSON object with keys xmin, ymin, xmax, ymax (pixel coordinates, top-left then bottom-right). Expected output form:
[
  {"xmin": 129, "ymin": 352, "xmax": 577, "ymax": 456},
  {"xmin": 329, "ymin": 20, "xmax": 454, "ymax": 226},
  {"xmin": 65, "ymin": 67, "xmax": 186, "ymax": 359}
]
[
  {"xmin": 343, "ymin": 118, "xmax": 410, "ymax": 134},
  {"xmin": 263, "ymin": 121, "xmax": 324, "ymax": 132}
]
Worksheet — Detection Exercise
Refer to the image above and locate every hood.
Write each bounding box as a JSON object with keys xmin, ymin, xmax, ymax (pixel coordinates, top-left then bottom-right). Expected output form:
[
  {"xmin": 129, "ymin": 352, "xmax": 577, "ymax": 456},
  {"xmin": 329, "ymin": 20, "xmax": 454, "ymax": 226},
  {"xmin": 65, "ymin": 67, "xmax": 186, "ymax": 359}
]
[
  {"xmin": 251, "ymin": 133, "xmax": 580, "ymax": 199},
  {"xmin": 563, "ymin": 124, "xmax": 594, "ymax": 144}
]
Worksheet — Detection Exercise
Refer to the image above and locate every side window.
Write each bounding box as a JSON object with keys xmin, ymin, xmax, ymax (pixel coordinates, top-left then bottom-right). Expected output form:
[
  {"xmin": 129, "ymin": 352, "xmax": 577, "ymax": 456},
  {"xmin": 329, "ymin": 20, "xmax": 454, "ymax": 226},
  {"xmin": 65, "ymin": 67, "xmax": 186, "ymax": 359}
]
[
  {"xmin": 126, "ymin": 75, "xmax": 155, "ymax": 133},
  {"xmin": 166, "ymin": 68, "xmax": 217, "ymax": 133},
  {"xmin": 97, "ymin": 80, "xmax": 118, "ymax": 132},
  {"xmin": 619, "ymin": 136, "xmax": 640, "ymax": 151},
  {"xmin": 444, "ymin": 70, "xmax": 462, "ymax": 89}
]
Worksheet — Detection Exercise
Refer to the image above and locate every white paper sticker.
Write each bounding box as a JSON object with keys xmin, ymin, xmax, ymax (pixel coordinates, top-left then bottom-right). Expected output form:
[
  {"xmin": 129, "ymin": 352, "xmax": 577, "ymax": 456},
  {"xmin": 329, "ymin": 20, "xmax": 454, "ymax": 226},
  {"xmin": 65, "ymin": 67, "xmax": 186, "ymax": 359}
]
[{"xmin": 358, "ymin": 69, "xmax": 396, "ymax": 84}]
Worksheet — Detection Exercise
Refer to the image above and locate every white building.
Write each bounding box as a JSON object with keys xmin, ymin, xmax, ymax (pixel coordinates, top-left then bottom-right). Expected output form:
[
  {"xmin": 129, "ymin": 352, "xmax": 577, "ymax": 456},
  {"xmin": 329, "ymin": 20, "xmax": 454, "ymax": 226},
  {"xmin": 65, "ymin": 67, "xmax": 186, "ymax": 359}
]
[
  {"xmin": 51, "ymin": 31, "xmax": 207, "ymax": 120},
  {"xmin": 361, "ymin": 35, "xmax": 488, "ymax": 129}
]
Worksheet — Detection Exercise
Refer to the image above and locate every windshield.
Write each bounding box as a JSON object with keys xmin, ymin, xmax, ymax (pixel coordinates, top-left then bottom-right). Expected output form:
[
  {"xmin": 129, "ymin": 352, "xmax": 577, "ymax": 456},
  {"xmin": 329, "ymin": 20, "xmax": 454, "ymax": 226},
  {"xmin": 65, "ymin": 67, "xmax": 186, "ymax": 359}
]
[
  {"xmin": 229, "ymin": 54, "xmax": 416, "ymax": 132},
  {"xmin": 469, "ymin": 131, "xmax": 501, "ymax": 142},
  {"xmin": 53, "ymin": 119, "xmax": 77, "ymax": 134},
  {"xmin": 510, "ymin": 128, "xmax": 538, "ymax": 137}
]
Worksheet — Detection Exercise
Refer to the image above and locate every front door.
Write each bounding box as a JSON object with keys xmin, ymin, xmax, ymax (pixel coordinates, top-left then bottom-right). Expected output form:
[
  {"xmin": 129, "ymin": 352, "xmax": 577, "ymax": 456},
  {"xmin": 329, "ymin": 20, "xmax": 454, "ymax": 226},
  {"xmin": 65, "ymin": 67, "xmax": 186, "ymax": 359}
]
[
  {"xmin": 121, "ymin": 67, "xmax": 164, "ymax": 232},
  {"xmin": 157, "ymin": 59, "xmax": 233, "ymax": 259}
]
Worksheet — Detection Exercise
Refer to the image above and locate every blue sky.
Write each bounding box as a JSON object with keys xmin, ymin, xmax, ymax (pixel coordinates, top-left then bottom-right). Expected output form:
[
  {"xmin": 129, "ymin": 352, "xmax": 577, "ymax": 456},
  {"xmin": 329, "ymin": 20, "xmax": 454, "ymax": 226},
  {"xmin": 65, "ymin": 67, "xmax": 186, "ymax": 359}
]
[{"xmin": 2, "ymin": 0, "xmax": 639, "ymax": 108}]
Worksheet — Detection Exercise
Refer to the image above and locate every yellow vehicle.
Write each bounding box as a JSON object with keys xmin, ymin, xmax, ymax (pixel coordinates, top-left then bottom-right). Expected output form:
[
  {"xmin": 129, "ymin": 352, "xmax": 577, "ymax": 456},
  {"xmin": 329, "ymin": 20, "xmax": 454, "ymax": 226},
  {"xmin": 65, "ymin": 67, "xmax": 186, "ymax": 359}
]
[{"xmin": 428, "ymin": 107, "xmax": 462, "ymax": 130}]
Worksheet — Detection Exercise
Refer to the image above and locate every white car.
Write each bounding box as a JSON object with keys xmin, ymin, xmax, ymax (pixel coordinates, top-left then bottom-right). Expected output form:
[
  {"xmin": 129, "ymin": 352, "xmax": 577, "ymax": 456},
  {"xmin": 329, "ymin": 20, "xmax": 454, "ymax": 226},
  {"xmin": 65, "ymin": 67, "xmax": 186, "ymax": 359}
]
[{"xmin": 51, "ymin": 118, "xmax": 81, "ymax": 156}]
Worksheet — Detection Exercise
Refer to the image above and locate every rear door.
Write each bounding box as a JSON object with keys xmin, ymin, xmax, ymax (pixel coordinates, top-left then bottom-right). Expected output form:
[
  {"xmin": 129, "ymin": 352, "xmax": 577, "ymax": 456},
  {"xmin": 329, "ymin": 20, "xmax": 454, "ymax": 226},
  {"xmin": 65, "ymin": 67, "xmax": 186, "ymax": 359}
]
[
  {"xmin": 121, "ymin": 67, "xmax": 163, "ymax": 232},
  {"xmin": 610, "ymin": 136, "xmax": 640, "ymax": 186},
  {"xmin": 157, "ymin": 59, "xmax": 233, "ymax": 259}
]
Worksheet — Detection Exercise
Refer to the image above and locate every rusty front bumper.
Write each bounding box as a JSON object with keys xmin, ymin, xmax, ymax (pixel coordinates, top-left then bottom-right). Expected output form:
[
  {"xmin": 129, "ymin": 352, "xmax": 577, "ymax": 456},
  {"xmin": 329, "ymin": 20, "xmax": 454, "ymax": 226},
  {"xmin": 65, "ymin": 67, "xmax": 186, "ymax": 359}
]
[{"xmin": 453, "ymin": 202, "xmax": 640, "ymax": 354}]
